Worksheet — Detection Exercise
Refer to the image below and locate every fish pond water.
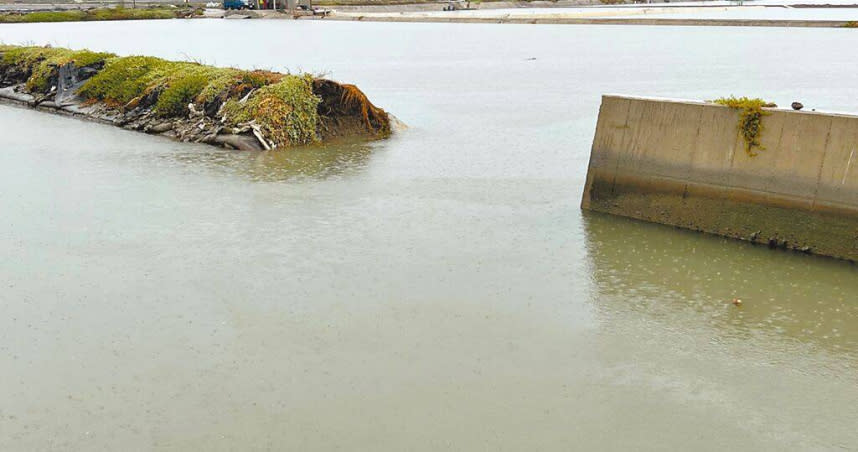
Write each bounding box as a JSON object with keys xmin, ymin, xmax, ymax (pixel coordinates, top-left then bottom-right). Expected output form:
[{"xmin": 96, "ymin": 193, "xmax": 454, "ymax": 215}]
[{"xmin": 1, "ymin": 20, "xmax": 857, "ymax": 451}]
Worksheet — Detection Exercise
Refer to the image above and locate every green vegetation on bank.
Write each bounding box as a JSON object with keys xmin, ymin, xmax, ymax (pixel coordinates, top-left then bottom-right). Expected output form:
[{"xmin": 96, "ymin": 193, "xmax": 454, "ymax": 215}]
[
  {"xmin": 713, "ymin": 96, "xmax": 776, "ymax": 157},
  {"xmin": 0, "ymin": 45, "xmax": 324, "ymax": 146},
  {"xmin": 0, "ymin": 7, "xmax": 198, "ymax": 24},
  {"xmin": 221, "ymin": 75, "xmax": 320, "ymax": 146}
]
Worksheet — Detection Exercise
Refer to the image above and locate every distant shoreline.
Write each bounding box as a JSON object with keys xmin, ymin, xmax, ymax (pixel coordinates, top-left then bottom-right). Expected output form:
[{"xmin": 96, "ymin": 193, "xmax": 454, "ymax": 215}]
[
  {"xmin": 308, "ymin": 15, "xmax": 857, "ymax": 27},
  {"xmin": 1, "ymin": 1, "xmax": 856, "ymax": 27}
]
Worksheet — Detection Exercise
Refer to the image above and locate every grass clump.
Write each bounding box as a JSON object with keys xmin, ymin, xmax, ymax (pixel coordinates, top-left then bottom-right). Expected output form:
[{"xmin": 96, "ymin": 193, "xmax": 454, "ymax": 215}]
[
  {"xmin": 78, "ymin": 56, "xmax": 170, "ymax": 106},
  {"xmin": 195, "ymin": 69, "xmax": 284, "ymax": 104},
  {"xmin": 713, "ymin": 96, "xmax": 776, "ymax": 157},
  {"xmin": 78, "ymin": 56, "xmax": 294, "ymax": 118},
  {"xmin": 222, "ymin": 75, "xmax": 321, "ymax": 146},
  {"xmin": 155, "ymin": 72, "xmax": 212, "ymax": 116},
  {"xmin": 195, "ymin": 68, "xmax": 243, "ymax": 104},
  {"xmin": 79, "ymin": 57, "xmax": 233, "ymax": 115}
]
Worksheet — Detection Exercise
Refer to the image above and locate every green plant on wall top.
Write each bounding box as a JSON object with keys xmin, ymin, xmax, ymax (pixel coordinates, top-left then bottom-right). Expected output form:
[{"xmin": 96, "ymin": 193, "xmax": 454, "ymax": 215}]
[{"xmin": 712, "ymin": 96, "xmax": 776, "ymax": 157}]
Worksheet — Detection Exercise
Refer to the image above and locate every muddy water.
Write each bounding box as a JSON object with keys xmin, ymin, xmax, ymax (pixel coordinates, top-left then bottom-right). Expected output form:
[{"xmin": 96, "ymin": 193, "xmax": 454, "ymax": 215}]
[{"xmin": 1, "ymin": 21, "xmax": 857, "ymax": 451}]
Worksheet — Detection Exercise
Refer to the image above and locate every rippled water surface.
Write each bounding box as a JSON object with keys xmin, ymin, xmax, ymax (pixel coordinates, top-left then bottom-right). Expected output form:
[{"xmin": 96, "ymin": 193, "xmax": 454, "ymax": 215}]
[{"xmin": 1, "ymin": 20, "xmax": 857, "ymax": 451}]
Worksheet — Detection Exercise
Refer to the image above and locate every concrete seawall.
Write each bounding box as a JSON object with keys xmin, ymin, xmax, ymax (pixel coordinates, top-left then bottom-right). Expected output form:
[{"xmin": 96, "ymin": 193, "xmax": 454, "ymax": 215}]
[{"xmin": 581, "ymin": 95, "xmax": 858, "ymax": 261}]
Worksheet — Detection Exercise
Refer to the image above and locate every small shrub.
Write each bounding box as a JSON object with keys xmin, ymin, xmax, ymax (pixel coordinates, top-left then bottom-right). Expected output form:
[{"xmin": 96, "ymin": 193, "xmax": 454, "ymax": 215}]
[{"xmin": 712, "ymin": 96, "xmax": 776, "ymax": 157}]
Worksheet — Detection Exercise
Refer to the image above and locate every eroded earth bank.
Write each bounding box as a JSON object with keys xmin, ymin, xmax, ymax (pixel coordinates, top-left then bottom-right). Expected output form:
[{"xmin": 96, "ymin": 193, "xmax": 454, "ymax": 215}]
[{"xmin": 0, "ymin": 45, "xmax": 392, "ymax": 151}]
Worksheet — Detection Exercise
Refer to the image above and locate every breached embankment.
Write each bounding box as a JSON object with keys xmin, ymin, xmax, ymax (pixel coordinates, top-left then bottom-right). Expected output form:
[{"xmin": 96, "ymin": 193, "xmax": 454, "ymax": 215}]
[{"xmin": 0, "ymin": 45, "xmax": 391, "ymax": 151}]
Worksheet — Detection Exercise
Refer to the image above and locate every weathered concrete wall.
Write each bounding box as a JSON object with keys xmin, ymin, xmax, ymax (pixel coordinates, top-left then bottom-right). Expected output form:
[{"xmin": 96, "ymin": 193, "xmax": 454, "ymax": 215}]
[{"xmin": 582, "ymin": 95, "xmax": 858, "ymax": 261}]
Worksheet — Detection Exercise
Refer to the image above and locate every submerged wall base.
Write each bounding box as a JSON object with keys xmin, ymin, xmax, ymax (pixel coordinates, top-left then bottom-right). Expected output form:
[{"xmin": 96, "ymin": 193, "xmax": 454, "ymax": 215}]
[{"xmin": 582, "ymin": 95, "xmax": 858, "ymax": 262}]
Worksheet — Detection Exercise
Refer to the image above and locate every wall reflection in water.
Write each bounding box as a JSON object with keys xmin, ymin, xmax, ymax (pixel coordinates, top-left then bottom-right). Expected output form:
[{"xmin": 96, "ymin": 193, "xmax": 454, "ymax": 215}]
[{"xmin": 582, "ymin": 211, "xmax": 858, "ymax": 361}]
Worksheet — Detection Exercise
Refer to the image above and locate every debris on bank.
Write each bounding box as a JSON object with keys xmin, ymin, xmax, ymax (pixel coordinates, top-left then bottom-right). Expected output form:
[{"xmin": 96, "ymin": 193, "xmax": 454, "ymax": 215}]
[{"xmin": 0, "ymin": 45, "xmax": 392, "ymax": 151}]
